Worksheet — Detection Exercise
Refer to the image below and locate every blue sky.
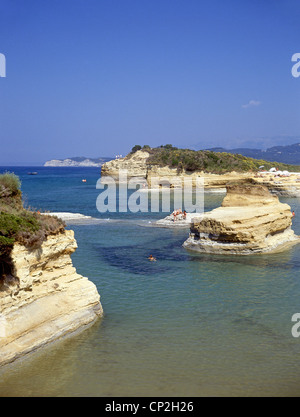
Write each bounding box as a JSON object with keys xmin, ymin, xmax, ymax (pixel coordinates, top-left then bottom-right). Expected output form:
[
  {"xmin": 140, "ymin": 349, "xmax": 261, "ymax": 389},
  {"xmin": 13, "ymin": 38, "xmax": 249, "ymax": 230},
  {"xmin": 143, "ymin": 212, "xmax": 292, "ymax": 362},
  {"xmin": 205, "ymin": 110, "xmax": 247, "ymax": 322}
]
[{"xmin": 0, "ymin": 0, "xmax": 300, "ymax": 164}]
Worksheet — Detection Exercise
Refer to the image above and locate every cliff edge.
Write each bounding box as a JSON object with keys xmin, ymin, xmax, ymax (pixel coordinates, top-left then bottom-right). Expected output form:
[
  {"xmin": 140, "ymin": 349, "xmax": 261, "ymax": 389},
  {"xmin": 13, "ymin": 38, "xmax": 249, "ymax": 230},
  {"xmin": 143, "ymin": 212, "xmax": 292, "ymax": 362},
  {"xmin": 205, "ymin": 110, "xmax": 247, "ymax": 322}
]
[
  {"xmin": 101, "ymin": 150, "xmax": 150, "ymax": 178},
  {"xmin": 0, "ymin": 172, "xmax": 103, "ymax": 367},
  {"xmin": 0, "ymin": 229, "xmax": 102, "ymax": 366}
]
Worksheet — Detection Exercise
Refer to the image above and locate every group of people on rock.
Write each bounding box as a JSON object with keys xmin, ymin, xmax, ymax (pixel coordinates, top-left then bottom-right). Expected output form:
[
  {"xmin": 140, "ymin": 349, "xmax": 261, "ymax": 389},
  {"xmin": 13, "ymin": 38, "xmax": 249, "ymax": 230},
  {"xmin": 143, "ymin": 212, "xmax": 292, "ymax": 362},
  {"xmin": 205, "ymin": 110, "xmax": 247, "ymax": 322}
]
[{"xmin": 172, "ymin": 208, "xmax": 187, "ymax": 222}]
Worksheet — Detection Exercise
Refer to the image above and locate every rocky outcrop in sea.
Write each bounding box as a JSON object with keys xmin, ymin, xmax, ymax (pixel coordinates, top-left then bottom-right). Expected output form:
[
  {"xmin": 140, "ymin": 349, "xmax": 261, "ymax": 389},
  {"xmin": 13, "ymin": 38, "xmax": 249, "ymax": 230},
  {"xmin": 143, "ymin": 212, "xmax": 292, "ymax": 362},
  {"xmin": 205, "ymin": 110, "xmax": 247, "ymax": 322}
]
[{"xmin": 183, "ymin": 184, "xmax": 300, "ymax": 255}]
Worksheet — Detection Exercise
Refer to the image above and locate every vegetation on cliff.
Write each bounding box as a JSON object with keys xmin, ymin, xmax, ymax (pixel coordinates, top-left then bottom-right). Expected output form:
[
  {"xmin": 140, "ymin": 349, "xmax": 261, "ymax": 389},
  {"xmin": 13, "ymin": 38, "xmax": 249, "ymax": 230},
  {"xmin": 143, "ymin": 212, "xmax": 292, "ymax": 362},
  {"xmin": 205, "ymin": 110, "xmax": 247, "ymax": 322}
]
[
  {"xmin": 131, "ymin": 145, "xmax": 300, "ymax": 174},
  {"xmin": 0, "ymin": 172, "xmax": 65, "ymax": 287},
  {"xmin": 0, "ymin": 172, "xmax": 65, "ymax": 254}
]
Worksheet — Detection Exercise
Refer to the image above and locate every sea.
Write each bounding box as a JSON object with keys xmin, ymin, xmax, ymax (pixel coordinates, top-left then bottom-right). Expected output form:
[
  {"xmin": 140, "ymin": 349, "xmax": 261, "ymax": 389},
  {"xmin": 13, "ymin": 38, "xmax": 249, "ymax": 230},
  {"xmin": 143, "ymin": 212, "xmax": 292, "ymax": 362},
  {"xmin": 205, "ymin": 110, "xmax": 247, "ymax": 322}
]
[{"xmin": 1, "ymin": 166, "xmax": 300, "ymax": 397}]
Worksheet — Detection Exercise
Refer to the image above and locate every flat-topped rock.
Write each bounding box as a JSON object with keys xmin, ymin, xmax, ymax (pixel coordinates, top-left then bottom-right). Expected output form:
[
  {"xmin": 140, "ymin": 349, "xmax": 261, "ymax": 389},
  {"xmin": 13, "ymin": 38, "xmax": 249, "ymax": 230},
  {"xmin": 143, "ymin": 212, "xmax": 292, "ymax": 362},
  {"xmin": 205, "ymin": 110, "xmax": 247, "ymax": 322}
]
[{"xmin": 183, "ymin": 184, "xmax": 300, "ymax": 255}]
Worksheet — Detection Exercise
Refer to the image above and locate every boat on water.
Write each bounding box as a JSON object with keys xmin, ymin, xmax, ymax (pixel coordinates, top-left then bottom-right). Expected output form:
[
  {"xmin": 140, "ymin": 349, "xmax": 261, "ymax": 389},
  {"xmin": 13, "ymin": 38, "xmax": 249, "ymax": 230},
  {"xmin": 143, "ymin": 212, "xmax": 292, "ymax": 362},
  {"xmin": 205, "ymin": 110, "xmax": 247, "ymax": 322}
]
[{"xmin": 27, "ymin": 172, "xmax": 38, "ymax": 175}]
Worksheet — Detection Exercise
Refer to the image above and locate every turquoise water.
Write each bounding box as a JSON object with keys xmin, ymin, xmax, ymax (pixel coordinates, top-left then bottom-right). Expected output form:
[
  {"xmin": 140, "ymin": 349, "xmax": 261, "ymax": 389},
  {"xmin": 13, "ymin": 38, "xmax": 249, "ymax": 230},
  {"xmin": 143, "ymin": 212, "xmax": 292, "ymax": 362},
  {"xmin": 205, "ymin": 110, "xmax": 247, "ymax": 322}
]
[{"xmin": 1, "ymin": 167, "xmax": 300, "ymax": 396}]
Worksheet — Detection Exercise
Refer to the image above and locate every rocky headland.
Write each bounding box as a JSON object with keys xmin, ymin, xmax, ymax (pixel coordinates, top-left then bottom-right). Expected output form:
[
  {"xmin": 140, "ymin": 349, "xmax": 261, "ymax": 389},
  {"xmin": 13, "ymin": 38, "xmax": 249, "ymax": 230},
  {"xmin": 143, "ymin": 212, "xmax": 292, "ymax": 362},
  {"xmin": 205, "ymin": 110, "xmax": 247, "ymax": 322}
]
[
  {"xmin": 183, "ymin": 183, "xmax": 300, "ymax": 255},
  {"xmin": 101, "ymin": 147, "xmax": 300, "ymax": 197},
  {"xmin": 0, "ymin": 172, "xmax": 103, "ymax": 367},
  {"xmin": 101, "ymin": 150, "xmax": 150, "ymax": 178},
  {"xmin": 0, "ymin": 230, "xmax": 102, "ymax": 366}
]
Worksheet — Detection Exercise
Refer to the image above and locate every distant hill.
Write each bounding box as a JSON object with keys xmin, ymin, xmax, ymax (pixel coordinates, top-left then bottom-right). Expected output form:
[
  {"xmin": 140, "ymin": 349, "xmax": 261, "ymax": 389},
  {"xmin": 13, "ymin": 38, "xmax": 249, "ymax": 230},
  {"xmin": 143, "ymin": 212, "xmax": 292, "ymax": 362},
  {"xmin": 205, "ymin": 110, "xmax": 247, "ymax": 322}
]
[
  {"xmin": 204, "ymin": 143, "xmax": 300, "ymax": 165},
  {"xmin": 44, "ymin": 157, "xmax": 112, "ymax": 167}
]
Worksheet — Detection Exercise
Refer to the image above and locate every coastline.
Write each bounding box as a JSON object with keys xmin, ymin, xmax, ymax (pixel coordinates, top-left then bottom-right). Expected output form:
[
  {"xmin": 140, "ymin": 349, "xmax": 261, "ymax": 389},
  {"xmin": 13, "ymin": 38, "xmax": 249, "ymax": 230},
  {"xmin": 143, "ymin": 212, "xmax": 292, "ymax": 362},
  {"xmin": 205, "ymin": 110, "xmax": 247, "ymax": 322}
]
[
  {"xmin": 101, "ymin": 155, "xmax": 300, "ymax": 198},
  {"xmin": 1, "ymin": 166, "xmax": 300, "ymax": 396}
]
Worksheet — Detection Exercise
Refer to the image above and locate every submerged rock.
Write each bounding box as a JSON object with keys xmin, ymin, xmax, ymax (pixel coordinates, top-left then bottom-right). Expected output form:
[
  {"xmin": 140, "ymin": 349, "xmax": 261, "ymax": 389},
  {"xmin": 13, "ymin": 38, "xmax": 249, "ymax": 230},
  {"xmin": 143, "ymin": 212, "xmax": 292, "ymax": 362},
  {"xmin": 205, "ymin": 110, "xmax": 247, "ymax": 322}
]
[{"xmin": 183, "ymin": 184, "xmax": 300, "ymax": 255}]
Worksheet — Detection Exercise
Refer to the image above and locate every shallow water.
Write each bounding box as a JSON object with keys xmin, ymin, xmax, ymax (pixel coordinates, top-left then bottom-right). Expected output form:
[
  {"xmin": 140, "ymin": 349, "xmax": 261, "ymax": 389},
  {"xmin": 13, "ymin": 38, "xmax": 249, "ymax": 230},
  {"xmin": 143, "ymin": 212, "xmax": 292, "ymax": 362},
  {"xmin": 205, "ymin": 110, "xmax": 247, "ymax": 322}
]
[{"xmin": 1, "ymin": 167, "xmax": 300, "ymax": 396}]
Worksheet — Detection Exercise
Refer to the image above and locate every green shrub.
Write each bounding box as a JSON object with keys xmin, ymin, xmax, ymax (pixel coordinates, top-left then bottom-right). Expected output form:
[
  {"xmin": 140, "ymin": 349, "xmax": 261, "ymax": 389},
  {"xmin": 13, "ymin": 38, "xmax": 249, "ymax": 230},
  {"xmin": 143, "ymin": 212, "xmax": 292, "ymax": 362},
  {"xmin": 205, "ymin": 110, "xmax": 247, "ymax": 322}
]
[
  {"xmin": 131, "ymin": 145, "xmax": 142, "ymax": 153},
  {"xmin": 0, "ymin": 235, "xmax": 14, "ymax": 247},
  {"xmin": 0, "ymin": 171, "xmax": 23, "ymax": 211},
  {"xmin": 0, "ymin": 211, "xmax": 40, "ymax": 254},
  {"xmin": 0, "ymin": 172, "xmax": 21, "ymax": 195},
  {"xmin": 0, "ymin": 172, "xmax": 65, "ymax": 246}
]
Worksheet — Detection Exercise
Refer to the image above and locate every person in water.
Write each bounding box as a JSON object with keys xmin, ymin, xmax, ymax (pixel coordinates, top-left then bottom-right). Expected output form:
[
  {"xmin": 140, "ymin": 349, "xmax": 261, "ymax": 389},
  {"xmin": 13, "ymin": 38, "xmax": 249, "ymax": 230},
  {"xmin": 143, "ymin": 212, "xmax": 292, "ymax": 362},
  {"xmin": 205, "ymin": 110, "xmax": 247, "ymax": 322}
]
[
  {"xmin": 148, "ymin": 255, "xmax": 156, "ymax": 261},
  {"xmin": 292, "ymin": 210, "xmax": 295, "ymax": 217}
]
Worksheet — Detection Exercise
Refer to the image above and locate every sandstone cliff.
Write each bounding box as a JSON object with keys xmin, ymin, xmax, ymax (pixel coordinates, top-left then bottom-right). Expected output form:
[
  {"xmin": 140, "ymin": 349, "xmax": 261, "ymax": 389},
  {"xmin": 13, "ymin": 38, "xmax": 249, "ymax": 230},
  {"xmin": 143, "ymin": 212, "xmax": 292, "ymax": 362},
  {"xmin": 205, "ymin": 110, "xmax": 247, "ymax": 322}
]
[
  {"xmin": 101, "ymin": 150, "xmax": 253, "ymax": 189},
  {"xmin": 253, "ymin": 174, "xmax": 300, "ymax": 197},
  {"xmin": 101, "ymin": 150, "xmax": 150, "ymax": 178},
  {"xmin": 0, "ymin": 230, "xmax": 102, "ymax": 366},
  {"xmin": 183, "ymin": 184, "xmax": 300, "ymax": 255},
  {"xmin": 100, "ymin": 150, "xmax": 300, "ymax": 196}
]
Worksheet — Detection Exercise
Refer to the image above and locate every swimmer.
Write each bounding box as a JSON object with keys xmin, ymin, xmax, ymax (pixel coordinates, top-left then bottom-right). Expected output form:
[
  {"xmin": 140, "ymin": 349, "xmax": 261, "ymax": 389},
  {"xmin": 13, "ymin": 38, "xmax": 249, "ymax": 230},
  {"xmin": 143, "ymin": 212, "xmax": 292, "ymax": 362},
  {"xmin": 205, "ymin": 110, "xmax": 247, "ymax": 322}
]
[{"xmin": 148, "ymin": 255, "xmax": 156, "ymax": 261}]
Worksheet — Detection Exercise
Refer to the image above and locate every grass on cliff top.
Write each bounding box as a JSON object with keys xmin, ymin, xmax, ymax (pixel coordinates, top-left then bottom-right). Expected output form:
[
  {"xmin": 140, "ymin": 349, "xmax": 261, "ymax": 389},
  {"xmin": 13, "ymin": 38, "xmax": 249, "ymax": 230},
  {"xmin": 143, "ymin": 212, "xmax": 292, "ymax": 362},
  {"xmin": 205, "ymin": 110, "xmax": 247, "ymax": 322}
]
[
  {"xmin": 0, "ymin": 172, "xmax": 65, "ymax": 256},
  {"xmin": 131, "ymin": 145, "xmax": 300, "ymax": 174}
]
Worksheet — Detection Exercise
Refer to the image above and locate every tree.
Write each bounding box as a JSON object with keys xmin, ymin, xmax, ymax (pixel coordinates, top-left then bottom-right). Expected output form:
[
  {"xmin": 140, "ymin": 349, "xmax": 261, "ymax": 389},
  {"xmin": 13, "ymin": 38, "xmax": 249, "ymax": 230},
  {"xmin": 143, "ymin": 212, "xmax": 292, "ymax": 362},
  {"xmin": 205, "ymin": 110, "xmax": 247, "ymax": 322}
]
[{"xmin": 131, "ymin": 145, "xmax": 142, "ymax": 153}]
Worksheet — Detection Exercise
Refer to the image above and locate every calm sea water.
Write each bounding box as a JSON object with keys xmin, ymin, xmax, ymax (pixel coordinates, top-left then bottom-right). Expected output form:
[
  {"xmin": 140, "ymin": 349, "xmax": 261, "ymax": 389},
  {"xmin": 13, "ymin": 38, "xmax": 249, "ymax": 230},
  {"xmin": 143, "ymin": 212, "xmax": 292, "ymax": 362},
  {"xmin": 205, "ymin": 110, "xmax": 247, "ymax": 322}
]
[{"xmin": 1, "ymin": 166, "xmax": 300, "ymax": 396}]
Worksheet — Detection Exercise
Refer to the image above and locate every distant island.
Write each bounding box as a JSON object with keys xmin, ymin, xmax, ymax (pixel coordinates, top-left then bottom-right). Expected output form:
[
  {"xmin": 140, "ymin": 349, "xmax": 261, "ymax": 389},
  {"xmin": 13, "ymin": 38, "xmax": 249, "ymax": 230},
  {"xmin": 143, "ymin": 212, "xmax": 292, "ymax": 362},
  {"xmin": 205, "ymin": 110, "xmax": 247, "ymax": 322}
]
[{"xmin": 44, "ymin": 156, "xmax": 112, "ymax": 167}]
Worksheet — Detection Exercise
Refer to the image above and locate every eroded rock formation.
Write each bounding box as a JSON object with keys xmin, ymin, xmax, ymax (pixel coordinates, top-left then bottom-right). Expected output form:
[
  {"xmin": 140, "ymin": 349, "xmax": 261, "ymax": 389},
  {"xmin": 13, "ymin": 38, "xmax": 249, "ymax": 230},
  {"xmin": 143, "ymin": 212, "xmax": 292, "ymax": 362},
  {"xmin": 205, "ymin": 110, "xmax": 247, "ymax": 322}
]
[
  {"xmin": 100, "ymin": 150, "xmax": 300, "ymax": 196},
  {"xmin": 183, "ymin": 184, "xmax": 300, "ymax": 255},
  {"xmin": 101, "ymin": 150, "xmax": 150, "ymax": 178},
  {"xmin": 0, "ymin": 230, "xmax": 102, "ymax": 366},
  {"xmin": 100, "ymin": 150, "xmax": 253, "ymax": 188}
]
